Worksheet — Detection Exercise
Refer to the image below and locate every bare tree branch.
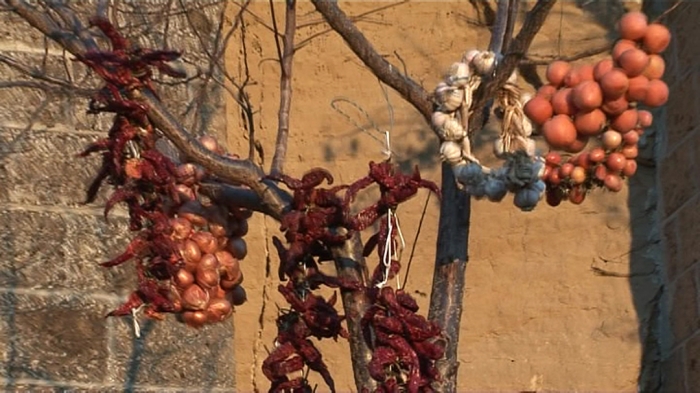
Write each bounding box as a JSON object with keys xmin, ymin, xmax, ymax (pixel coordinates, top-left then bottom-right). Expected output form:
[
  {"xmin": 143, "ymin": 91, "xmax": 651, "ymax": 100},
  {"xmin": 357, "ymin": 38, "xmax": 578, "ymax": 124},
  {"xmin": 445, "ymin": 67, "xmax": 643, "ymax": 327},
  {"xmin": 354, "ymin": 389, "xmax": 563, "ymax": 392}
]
[
  {"xmin": 269, "ymin": 0, "xmax": 296, "ymax": 176},
  {"xmin": 310, "ymin": 0, "xmax": 433, "ymax": 124},
  {"xmin": 6, "ymin": 0, "xmax": 292, "ymax": 220}
]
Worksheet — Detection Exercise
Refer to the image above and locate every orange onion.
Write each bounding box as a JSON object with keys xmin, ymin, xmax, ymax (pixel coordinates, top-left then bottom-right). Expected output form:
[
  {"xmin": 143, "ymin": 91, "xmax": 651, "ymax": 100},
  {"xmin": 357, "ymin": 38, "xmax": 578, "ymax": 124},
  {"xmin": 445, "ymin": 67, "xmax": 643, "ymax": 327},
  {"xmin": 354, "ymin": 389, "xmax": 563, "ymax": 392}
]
[
  {"xmin": 623, "ymin": 160, "xmax": 638, "ymax": 177},
  {"xmin": 182, "ymin": 311, "xmax": 208, "ymax": 328},
  {"xmin": 563, "ymin": 67, "xmax": 582, "ymax": 87},
  {"xmin": 179, "ymin": 239, "xmax": 202, "ymax": 266},
  {"xmin": 595, "ymin": 165, "xmax": 608, "ymax": 182},
  {"xmin": 638, "ymin": 110, "xmax": 653, "ymax": 128},
  {"xmin": 599, "ymin": 69, "xmax": 629, "ymax": 99},
  {"xmin": 602, "ymin": 130, "xmax": 623, "ymax": 150},
  {"xmin": 622, "ymin": 144, "xmax": 639, "ymax": 159},
  {"xmin": 175, "ymin": 163, "xmax": 198, "ymax": 186},
  {"xmin": 196, "ymin": 265, "xmax": 220, "ymax": 288},
  {"xmin": 593, "ymin": 59, "xmax": 614, "ymax": 81},
  {"xmin": 208, "ymin": 222, "xmax": 229, "ymax": 238},
  {"xmin": 565, "ymin": 136, "xmax": 589, "ymax": 153},
  {"xmin": 612, "ymin": 39, "xmax": 637, "ymax": 61},
  {"xmin": 191, "ymin": 232, "xmax": 219, "ymax": 255},
  {"xmin": 569, "ymin": 186, "xmax": 586, "ymax": 204},
  {"xmin": 524, "ymin": 95, "xmax": 554, "ymax": 126},
  {"xmin": 182, "ymin": 284, "xmax": 210, "ymax": 311},
  {"xmin": 618, "ymin": 11, "xmax": 648, "ymax": 41},
  {"xmin": 546, "ymin": 61, "xmax": 571, "ymax": 87},
  {"xmin": 602, "ymin": 95, "xmax": 629, "ymax": 116},
  {"xmin": 551, "ymin": 88, "xmax": 576, "ymax": 116},
  {"xmin": 606, "ymin": 152, "xmax": 627, "ymax": 173},
  {"xmin": 572, "ymin": 81, "xmax": 603, "ymax": 112},
  {"xmin": 545, "ymin": 152, "xmax": 562, "ymax": 166},
  {"xmin": 548, "ymin": 170, "xmax": 562, "ymax": 186},
  {"xmin": 178, "ymin": 201, "xmax": 209, "ymax": 227},
  {"xmin": 574, "ymin": 109, "xmax": 606, "ymax": 136},
  {"xmin": 198, "ymin": 253, "xmax": 220, "ymax": 271},
  {"xmin": 626, "ymin": 75, "xmax": 650, "ymax": 102},
  {"xmin": 173, "ymin": 269, "xmax": 195, "ymax": 288},
  {"xmin": 604, "ymin": 174, "xmax": 624, "ymax": 192},
  {"xmin": 542, "ymin": 115, "xmax": 577, "ymax": 149},
  {"xmin": 643, "ymin": 79, "xmax": 669, "ymax": 107},
  {"xmin": 559, "ymin": 162, "xmax": 575, "ymax": 178},
  {"xmin": 589, "ymin": 147, "xmax": 606, "ymax": 163},
  {"xmin": 578, "ymin": 64, "xmax": 595, "ymax": 81},
  {"xmin": 170, "ymin": 217, "xmax": 193, "ymax": 241},
  {"xmin": 570, "ymin": 166, "xmax": 586, "ymax": 184},
  {"xmin": 174, "ymin": 184, "xmax": 196, "ymax": 202},
  {"xmin": 610, "ymin": 109, "xmax": 639, "ymax": 133},
  {"xmin": 537, "ymin": 84, "xmax": 558, "ymax": 99},
  {"xmin": 643, "ymin": 23, "xmax": 671, "ymax": 54},
  {"xmin": 623, "ymin": 130, "xmax": 640, "ymax": 145},
  {"xmin": 643, "ymin": 54, "xmax": 666, "ymax": 80},
  {"xmin": 206, "ymin": 298, "xmax": 233, "ymax": 323},
  {"xmin": 618, "ymin": 49, "xmax": 650, "ymax": 77}
]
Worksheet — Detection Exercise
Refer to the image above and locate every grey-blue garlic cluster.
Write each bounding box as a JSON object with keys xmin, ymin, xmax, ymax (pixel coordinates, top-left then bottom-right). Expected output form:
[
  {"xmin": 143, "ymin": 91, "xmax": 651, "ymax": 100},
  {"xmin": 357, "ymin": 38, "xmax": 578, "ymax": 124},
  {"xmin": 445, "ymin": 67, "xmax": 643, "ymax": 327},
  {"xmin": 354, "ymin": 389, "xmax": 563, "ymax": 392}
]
[{"xmin": 432, "ymin": 49, "xmax": 546, "ymax": 212}]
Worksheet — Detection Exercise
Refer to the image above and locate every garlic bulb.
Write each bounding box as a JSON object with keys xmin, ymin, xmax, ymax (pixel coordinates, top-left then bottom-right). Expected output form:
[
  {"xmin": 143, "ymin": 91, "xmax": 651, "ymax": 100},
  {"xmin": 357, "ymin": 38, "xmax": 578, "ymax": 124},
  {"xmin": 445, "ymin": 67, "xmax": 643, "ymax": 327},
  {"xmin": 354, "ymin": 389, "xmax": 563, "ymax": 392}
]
[
  {"xmin": 431, "ymin": 111, "xmax": 451, "ymax": 129},
  {"xmin": 470, "ymin": 51, "xmax": 497, "ymax": 76},
  {"xmin": 440, "ymin": 141, "xmax": 463, "ymax": 166},
  {"xmin": 440, "ymin": 118, "xmax": 466, "ymax": 141},
  {"xmin": 461, "ymin": 49, "xmax": 481, "ymax": 64},
  {"xmin": 447, "ymin": 62, "xmax": 471, "ymax": 88},
  {"xmin": 435, "ymin": 83, "xmax": 464, "ymax": 112}
]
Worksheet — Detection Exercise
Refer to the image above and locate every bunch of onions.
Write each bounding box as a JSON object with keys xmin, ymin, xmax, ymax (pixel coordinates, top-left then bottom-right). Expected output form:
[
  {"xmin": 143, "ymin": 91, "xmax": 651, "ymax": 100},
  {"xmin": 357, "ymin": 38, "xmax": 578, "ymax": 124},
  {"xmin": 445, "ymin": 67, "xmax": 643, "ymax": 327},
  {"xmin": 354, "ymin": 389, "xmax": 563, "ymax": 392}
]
[
  {"xmin": 168, "ymin": 135, "xmax": 251, "ymax": 328},
  {"xmin": 522, "ymin": 11, "xmax": 670, "ymax": 206}
]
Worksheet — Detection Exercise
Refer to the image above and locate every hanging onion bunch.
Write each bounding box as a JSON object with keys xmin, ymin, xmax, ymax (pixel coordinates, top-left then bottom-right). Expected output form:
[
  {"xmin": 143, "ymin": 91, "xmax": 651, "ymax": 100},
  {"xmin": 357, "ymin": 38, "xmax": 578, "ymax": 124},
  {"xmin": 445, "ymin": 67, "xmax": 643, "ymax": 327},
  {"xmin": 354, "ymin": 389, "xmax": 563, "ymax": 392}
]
[
  {"xmin": 432, "ymin": 49, "xmax": 545, "ymax": 211},
  {"xmin": 523, "ymin": 11, "xmax": 670, "ymax": 206}
]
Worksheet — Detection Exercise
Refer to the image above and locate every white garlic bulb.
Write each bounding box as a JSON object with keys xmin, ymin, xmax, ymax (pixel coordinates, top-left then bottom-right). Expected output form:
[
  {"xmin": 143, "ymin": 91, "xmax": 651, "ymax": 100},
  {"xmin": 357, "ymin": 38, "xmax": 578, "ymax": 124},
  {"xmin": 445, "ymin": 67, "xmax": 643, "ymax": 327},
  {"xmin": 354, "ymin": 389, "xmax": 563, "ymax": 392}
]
[
  {"xmin": 431, "ymin": 111, "xmax": 451, "ymax": 129},
  {"xmin": 471, "ymin": 51, "xmax": 497, "ymax": 76},
  {"xmin": 447, "ymin": 62, "xmax": 471, "ymax": 88},
  {"xmin": 440, "ymin": 141, "xmax": 463, "ymax": 166},
  {"xmin": 435, "ymin": 83, "xmax": 464, "ymax": 113},
  {"xmin": 440, "ymin": 118, "xmax": 466, "ymax": 141}
]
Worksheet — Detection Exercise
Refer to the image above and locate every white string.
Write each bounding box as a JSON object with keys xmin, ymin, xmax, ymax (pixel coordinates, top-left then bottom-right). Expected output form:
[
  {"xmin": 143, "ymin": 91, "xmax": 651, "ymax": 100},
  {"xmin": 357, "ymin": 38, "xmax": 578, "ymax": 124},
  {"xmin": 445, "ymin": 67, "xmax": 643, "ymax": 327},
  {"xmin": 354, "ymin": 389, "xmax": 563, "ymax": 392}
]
[
  {"xmin": 375, "ymin": 209, "xmax": 395, "ymax": 289},
  {"xmin": 393, "ymin": 213, "xmax": 406, "ymax": 289},
  {"xmin": 382, "ymin": 130, "xmax": 391, "ymax": 159},
  {"xmin": 131, "ymin": 304, "xmax": 144, "ymax": 338}
]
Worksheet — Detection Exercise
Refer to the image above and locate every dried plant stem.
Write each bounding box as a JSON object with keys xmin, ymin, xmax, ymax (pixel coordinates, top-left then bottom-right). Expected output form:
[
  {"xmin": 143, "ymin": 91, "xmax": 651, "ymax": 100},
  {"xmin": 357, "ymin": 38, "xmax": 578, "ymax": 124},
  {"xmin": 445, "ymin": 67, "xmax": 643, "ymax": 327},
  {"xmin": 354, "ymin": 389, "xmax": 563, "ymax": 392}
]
[{"xmin": 270, "ymin": 0, "xmax": 297, "ymax": 176}]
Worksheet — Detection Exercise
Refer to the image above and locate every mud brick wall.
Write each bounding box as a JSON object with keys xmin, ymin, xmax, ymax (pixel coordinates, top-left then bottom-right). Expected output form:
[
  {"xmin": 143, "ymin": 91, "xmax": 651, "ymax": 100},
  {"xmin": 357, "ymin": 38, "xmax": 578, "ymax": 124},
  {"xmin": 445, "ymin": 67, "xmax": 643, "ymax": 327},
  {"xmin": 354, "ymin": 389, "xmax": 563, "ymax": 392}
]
[
  {"xmin": 0, "ymin": 2, "xmax": 236, "ymax": 391},
  {"xmin": 656, "ymin": 2, "xmax": 700, "ymax": 392}
]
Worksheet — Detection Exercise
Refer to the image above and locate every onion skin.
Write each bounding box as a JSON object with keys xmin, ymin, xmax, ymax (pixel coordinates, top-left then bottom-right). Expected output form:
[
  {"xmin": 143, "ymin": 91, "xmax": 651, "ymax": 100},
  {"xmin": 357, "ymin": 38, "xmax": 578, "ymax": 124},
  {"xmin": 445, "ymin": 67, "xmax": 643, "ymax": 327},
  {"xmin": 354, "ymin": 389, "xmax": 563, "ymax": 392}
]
[
  {"xmin": 626, "ymin": 75, "xmax": 649, "ymax": 103},
  {"xmin": 543, "ymin": 115, "xmax": 578, "ymax": 150},
  {"xmin": 589, "ymin": 147, "xmax": 606, "ymax": 163},
  {"xmin": 568, "ymin": 186, "xmax": 586, "ymax": 204},
  {"xmin": 600, "ymin": 69, "xmax": 629, "ymax": 99},
  {"xmin": 602, "ymin": 96, "xmax": 629, "ymax": 117},
  {"xmin": 602, "ymin": 131, "xmax": 623, "ymax": 150},
  {"xmin": 618, "ymin": 49, "xmax": 649, "ymax": 77},
  {"xmin": 623, "ymin": 160, "xmax": 638, "ymax": 177},
  {"xmin": 170, "ymin": 217, "xmax": 193, "ymax": 241},
  {"xmin": 612, "ymin": 39, "xmax": 637, "ymax": 61},
  {"xmin": 206, "ymin": 298, "xmax": 233, "ymax": 323},
  {"xmin": 595, "ymin": 165, "xmax": 608, "ymax": 182},
  {"xmin": 545, "ymin": 152, "xmax": 562, "ymax": 166},
  {"xmin": 572, "ymin": 81, "xmax": 603, "ymax": 112},
  {"xmin": 183, "ymin": 311, "xmax": 208, "ymax": 328},
  {"xmin": 610, "ymin": 109, "xmax": 639, "ymax": 133},
  {"xmin": 551, "ymin": 88, "xmax": 576, "ymax": 116},
  {"xmin": 537, "ymin": 84, "xmax": 558, "ymax": 99},
  {"xmin": 643, "ymin": 54, "xmax": 666, "ymax": 80},
  {"xmin": 196, "ymin": 266, "xmax": 220, "ymax": 288},
  {"xmin": 570, "ymin": 166, "xmax": 586, "ymax": 184},
  {"xmin": 578, "ymin": 65, "xmax": 595, "ymax": 81},
  {"xmin": 565, "ymin": 136, "xmax": 589, "ymax": 154},
  {"xmin": 524, "ymin": 96, "xmax": 554, "ymax": 126},
  {"xmin": 178, "ymin": 201, "xmax": 209, "ymax": 227},
  {"xmin": 638, "ymin": 110, "xmax": 654, "ymax": 128},
  {"xmin": 604, "ymin": 174, "xmax": 624, "ymax": 192},
  {"xmin": 643, "ymin": 23, "xmax": 672, "ymax": 54},
  {"xmin": 623, "ymin": 130, "xmax": 640, "ymax": 145},
  {"xmin": 622, "ymin": 144, "xmax": 639, "ymax": 159},
  {"xmin": 548, "ymin": 170, "xmax": 562, "ymax": 186},
  {"xmin": 198, "ymin": 253, "xmax": 220, "ymax": 271},
  {"xmin": 594, "ymin": 59, "xmax": 614, "ymax": 81},
  {"xmin": 180, "ymin": 240, "xmax": 202, "ymax": 266},
  {"xmin": 546, "ymin": 61, "xmax": 571, "ymax": 87},
  {"xmin": 606, "ymin": 152, "xmax": 627, "ymax": 173},
  {"xmin": 208, "ymin": 222, "xmax": 229, "ymax": 238},
  {"xmin": 176, "ymin": 163, "xmax": 198, "ymax": 187},
  {"xmin": 559, "ymin": 163, "xmax": 575, "ymax": 178},
  {"xmin": 216, "ymin": 251, "xmax": 241, "ymax": 281},
  {"xmin": 574, "ymin": 109, "xmax": 606, "ymax": 136},
  {"xmin": 643, "ymin": 79, "xmax": 669, "ymax": 107},
  {"xmin": 618, "ymin": 11, "xmax": 648, "ymax": 41},
  {"xmin": 173, "ymin": 269, "xmax": 195, "ymax": 288},
  {"xmin": 563, "ymin": 68, "xmax": 582, "ymax": 87},
  {"xmin": 182, "ymin": 284, "xmax": 210, "ymax": 311},
  {"xmin": 191, "ymin": 232, "xmax": 219, "ymax": 255}
]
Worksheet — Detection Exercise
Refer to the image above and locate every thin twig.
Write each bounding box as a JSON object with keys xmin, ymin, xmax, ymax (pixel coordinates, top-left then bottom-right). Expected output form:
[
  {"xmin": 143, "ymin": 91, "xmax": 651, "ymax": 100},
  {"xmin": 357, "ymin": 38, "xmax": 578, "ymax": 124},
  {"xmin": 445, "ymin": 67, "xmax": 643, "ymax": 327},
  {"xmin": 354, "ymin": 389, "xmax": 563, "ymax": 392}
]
[
  {"xmin": 521, "ymin": 43, "xmax": 612, "ymax": 65},
  {"xmin": 270, "ymin": 0, "xmax": 297, "ymax": 176},
  {"xmin": 401, "ymin": 192, "xmax": 431, "ymax": 289},
  {"xmin": 311, "ymin": 0, "xmax": 432, "ymax": 124}
]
